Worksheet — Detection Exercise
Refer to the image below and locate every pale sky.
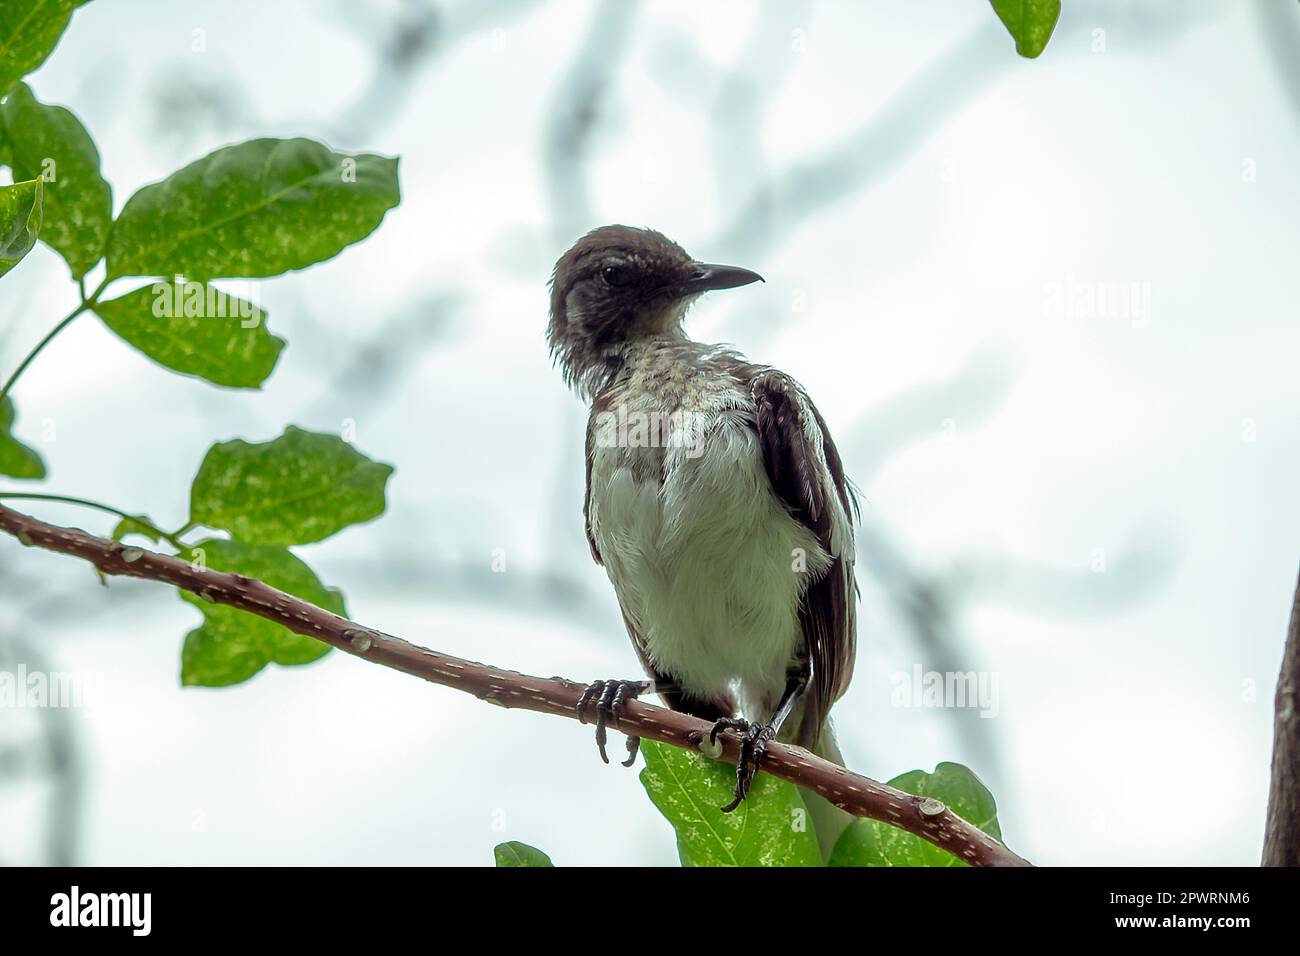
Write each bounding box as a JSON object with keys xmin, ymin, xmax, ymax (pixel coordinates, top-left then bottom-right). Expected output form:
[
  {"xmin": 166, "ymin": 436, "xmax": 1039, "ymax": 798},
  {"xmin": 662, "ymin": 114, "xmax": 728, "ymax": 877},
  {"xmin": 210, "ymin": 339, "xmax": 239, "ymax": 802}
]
[{"xmin": 2, "ymin": 0, "xmax": 1297, "ymax": 866}]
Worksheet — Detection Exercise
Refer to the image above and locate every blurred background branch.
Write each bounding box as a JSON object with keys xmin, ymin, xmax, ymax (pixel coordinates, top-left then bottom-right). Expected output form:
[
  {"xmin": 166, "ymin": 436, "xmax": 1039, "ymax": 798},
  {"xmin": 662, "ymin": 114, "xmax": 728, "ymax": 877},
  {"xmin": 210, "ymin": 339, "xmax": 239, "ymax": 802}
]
[{"xmin": 1262, "ymin": 566, "xmax": 1299, "ymax": 866}]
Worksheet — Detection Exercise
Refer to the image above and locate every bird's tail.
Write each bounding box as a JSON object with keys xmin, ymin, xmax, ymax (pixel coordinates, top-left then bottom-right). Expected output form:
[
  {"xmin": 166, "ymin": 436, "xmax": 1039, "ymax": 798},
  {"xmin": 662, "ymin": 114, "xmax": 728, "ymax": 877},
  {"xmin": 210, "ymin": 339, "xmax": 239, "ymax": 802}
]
[{"xmin": 802, "ymin": 723, "xmax": 855, "ymax": 862}]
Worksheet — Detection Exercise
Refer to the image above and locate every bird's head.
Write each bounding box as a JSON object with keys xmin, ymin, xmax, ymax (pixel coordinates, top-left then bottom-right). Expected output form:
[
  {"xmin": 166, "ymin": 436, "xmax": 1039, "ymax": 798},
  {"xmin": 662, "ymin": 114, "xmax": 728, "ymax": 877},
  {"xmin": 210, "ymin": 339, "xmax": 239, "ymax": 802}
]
[{"xmin": 547, "ymin": 225, "xmax": 763, "ymax": 396}]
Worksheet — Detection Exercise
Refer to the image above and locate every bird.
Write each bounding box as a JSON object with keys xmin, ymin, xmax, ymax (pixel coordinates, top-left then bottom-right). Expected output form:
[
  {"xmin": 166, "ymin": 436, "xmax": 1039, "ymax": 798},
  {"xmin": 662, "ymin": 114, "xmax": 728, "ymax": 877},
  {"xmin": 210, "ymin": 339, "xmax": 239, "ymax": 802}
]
[{"xmin": 549, "ymin": 225, "xmax": 859, "ymax": 854}]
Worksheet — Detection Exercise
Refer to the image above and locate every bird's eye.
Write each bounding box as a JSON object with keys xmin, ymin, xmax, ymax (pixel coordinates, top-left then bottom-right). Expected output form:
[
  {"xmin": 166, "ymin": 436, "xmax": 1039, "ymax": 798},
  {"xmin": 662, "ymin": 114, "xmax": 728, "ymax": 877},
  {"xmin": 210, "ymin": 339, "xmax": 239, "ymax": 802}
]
[{"xmin": 601, "ymin": 265, "xmax": 633, "ymax": 288}]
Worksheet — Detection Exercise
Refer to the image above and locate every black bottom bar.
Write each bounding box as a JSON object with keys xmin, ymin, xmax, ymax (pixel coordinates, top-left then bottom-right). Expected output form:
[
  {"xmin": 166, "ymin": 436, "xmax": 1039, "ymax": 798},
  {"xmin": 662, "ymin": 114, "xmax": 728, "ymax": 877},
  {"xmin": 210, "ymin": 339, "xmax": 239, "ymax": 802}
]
[{"xmin": 1, "ymin": 866, "xmax": 1295, "ymax": 941}]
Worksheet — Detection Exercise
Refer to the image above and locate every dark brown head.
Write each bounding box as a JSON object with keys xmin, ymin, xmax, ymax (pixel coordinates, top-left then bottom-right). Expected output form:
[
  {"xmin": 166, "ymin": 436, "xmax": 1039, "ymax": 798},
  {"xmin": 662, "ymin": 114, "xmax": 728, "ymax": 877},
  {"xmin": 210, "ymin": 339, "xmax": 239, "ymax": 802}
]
[{"xmin": 547, "ymin": 225, "xmax": 763, "ymax": 397}]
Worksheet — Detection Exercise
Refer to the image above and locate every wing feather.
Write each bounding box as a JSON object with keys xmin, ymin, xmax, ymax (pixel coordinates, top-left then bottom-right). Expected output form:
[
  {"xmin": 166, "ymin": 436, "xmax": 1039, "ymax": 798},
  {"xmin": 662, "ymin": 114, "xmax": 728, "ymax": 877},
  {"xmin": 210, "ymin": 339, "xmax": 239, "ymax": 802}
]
[{"xmin": 751, "ymin": 370, "xmax": 858, "ymax": 749}]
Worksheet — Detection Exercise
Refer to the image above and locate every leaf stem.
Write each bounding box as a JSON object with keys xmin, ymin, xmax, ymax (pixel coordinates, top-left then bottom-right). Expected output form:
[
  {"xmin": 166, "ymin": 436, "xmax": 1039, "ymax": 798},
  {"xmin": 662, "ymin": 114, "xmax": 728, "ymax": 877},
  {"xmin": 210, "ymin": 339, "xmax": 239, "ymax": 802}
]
[
  {"xmin": 0, "ymin": 492, "xmax": 184, "ymax": 550},
  {"xmin": 0, "ymin": 277, "xmax": 110, "ymax": 409}
]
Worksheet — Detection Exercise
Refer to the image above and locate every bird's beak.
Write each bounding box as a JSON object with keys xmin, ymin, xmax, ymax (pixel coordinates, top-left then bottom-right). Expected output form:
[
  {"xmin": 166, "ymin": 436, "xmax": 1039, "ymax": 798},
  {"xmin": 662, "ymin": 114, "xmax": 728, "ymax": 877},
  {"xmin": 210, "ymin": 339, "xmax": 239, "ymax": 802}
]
[{"xmin": 679, "ymin": 262, "xmax": 765, "ymax": 295}]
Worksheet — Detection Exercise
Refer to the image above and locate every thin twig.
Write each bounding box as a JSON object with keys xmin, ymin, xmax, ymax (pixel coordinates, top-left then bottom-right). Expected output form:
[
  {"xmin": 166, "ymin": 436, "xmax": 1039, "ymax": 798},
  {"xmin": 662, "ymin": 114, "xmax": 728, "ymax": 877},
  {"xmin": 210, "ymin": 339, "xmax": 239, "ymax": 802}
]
[
  {"xmin": 0, "ymin": 493, "xmax": 184, "ymax": 550},
  {"xmin": 0, "ymin": 502, "xmax": 1030, "ymax": 867}
]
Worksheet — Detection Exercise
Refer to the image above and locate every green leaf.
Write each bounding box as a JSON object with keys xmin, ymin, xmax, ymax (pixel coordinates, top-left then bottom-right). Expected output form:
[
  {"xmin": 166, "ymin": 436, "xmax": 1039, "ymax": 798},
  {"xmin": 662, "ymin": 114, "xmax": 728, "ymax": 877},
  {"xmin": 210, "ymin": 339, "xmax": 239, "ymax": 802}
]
[
  {"xmin": 189, "ymin": 426, "xmax": 393, "ymax": 546},
  {"xmin": 829, "ymin": 761, "xmax": 1004, "ymax": 867},
  {"xmin": 0, "ymin": 176, "xmax": 42, "ymax": 278},
  {"xmin": 179, "ymin": 538, "xmax": 343, "ymax": 686},
  {"xmin": 0, "ymin": 0, "xmax": 81, "ymax": 97},
  {"xmin": 638, "ymin": 739, "xmax": 822, "ymax": 867},
  {"xmin": 105, "ymin": 137, "xmax": 400, "ymax": 281},
  {"xmin": 0, "ymin": 82, "xmax": 112, "ymax": 279},
  {"xmin": 990, "ymin": 0, "xmax": 1061, "ymax": 58},
  {"xmin": 92, "ymin": 279, "xmax": 284, "ymax": 389},
  {"xmin": 110, "ymin": 514, "xmax": 161, "ymax": 545},
  {"xmin": 0, "ymin": 395, "xmax": 45, "ymax": 478},
  {"xmin": 493, "ymin": 842, "xmax": 554, "ymax": 867}
]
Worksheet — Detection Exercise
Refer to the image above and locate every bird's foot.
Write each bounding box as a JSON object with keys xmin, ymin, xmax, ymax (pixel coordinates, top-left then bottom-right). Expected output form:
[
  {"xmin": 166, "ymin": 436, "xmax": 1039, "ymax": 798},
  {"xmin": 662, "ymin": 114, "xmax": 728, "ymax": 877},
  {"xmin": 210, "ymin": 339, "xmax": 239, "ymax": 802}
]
[
  {"xmin": 576, "ymin": 679, "xmax": 652, "ymax": 767},
  {"xmin": 708, "ymin": 717, "xmax": 775, "ymax": 813}
]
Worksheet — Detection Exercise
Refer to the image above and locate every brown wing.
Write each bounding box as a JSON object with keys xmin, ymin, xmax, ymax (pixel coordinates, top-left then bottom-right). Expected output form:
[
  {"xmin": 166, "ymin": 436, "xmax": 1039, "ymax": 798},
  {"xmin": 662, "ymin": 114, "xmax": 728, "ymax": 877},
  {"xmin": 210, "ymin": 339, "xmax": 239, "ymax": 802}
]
[{"xmin": 751, "ymin": 370, "xmax": 859, "ymax": 749}]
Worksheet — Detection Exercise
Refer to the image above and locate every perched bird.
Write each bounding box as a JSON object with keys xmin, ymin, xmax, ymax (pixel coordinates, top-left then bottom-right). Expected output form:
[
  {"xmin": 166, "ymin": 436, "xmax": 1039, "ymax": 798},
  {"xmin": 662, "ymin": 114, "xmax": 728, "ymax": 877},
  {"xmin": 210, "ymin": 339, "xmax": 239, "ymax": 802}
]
[{"xmin": 549, "ymin": 225, "xmax": 858, "ymax": 852}]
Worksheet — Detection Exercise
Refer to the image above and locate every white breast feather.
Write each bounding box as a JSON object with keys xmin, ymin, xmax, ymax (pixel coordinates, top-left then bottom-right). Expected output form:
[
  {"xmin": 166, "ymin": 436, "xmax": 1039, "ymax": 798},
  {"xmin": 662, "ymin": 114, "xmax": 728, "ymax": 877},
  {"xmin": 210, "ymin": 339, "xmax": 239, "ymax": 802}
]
[{"xmin": 589, "ymin": 391, "xmax": 840, "ymax": 719}]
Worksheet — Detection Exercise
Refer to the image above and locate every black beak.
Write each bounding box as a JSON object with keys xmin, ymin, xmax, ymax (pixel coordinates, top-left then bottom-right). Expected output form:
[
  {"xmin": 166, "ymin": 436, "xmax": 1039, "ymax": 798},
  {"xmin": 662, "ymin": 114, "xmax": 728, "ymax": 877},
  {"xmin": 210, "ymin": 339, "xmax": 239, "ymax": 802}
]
[{"xmin": 679, "ymin": 262, "xmax": 765, "ymax": 296}]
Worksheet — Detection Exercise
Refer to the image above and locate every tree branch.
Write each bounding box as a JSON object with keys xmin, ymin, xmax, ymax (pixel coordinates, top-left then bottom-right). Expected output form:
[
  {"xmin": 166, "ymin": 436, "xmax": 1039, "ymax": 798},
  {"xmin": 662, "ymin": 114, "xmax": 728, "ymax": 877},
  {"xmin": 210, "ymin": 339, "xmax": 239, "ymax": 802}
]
[
  {"xmin": 0, "ymin": 503, "xmax": 1030, "ymax": 867},
  {"xmin": 1263, "ymin": 564, "xmax": 1300, "ymax": 866}
]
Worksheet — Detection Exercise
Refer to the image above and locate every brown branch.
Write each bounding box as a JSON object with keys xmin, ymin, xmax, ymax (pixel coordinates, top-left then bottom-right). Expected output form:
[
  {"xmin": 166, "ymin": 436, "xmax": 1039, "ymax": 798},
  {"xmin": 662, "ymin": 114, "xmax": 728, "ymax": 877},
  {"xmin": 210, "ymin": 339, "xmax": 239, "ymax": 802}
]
[
  {"xmin": 1263, "ymin": 564, "xmax": 1300, "ymax": 866},
  {"xmin": 0, "ymin": 503, "xmax": 1030, "ymax": 867}
]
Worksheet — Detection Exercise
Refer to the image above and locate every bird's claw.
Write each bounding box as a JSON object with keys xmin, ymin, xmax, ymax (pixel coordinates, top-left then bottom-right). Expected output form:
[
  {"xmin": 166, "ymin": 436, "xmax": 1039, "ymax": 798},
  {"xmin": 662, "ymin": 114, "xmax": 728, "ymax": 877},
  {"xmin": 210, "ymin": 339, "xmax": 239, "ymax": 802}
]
[
  {"xmin": 708, "ymin": 717, "xmax": 775, "ymax": 812},
  {"xmin": 576, "ymin": 679, "xmax": 651, "ymax": 767}
]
